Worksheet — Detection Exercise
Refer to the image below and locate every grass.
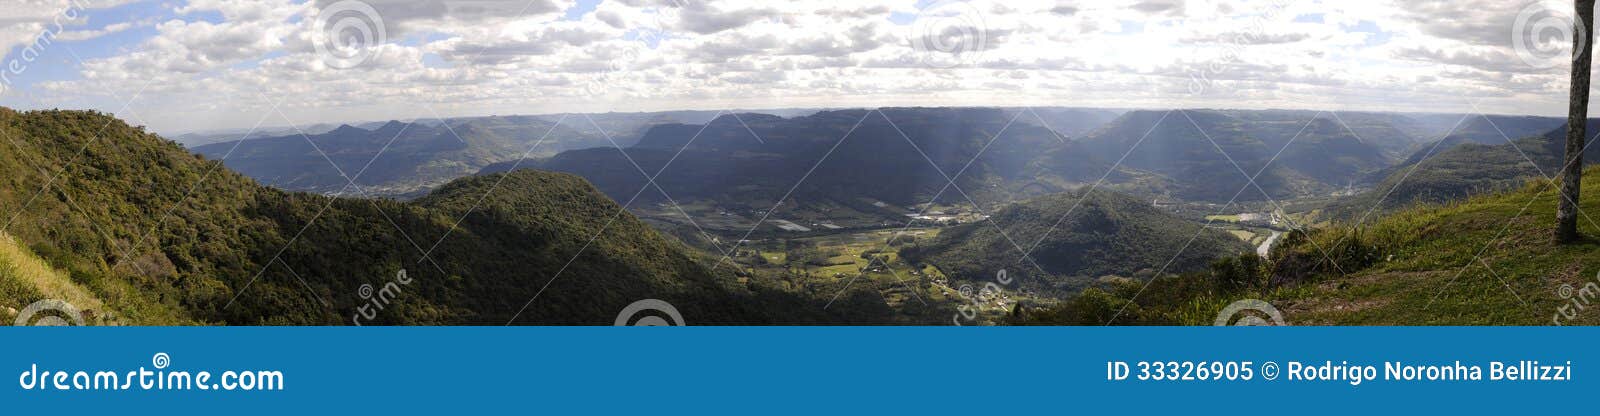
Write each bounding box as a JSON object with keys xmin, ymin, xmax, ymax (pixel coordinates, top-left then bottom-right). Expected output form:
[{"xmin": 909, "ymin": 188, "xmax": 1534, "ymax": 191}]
[
  {"xmin": 1268, "ymin": 169, "xmax": 1600, "ymax": 325},
  {"xmin": 0, "ymin": 231, "xmax": 105, "ymax": 322}
]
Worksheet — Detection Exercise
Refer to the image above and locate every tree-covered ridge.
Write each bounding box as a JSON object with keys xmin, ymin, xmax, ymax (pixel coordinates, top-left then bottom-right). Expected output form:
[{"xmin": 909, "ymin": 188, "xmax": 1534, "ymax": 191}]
[
  {"xmin": 0, "ymin": 108, "xmax": 864, "ymax": 325},
  {"xmin": 188, "ymin": 111, "xmax": 767, "ymax": 200},
  {"xmin": 1320, "ymin": 120, "xmax": 1600, "ymax": 221},
  {"xmin": 901, "ymin": 189, "xmax": 1250, "ymax": 296},
  {"xmin": 1012, "ymin": 166, "xmax": 1600, "ymax": 325},
  {"xmin": 485, "ymin": 108, "xmax": 1127, "ymax": 208}
]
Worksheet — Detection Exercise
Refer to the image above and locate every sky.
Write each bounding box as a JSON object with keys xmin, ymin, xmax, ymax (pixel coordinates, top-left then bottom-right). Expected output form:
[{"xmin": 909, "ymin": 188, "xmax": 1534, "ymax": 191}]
[{"xmin": 0, "ymin": 0, "xmax": 1590, "ymax": 134}]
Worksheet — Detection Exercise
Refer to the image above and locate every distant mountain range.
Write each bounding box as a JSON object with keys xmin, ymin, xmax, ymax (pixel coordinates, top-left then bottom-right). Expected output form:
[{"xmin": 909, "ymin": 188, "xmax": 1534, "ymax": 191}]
[
  {"xmin": 0, "ymin": 108, "xmax": 872, "ymax": 325},
  {"xmin": 1073, "ymin": 109, "xmax": 1401, "ymax": 201},
  {"xmin": 1323, "ymin": 119, "xmax": 1600, "ymax": 221},
  {"xmin": 1011, "ymin": 107, "xmax": 1124, "ymax": 138},
  {"xmin": 169, "ymin": 123, "xmax": 361, "ymax": 147},
  {"xmin": 489, "ymin": 108, "xmax": 1126, "ymax": 207},
  {"xmin": 178, "ymin": 105, "xmax": 1582, "ymax": 243},
  {"xmin": 180, "ymin": 107, "xmax": 1566, "ymax": 210},
  {"xmin": 491, "ymin": 108, "xmax": 1538, "ymax": 212},
  {"xmin": 5, "ymin": 105, "xmax": 1586, "ymax": 326},
  {"xmin": 188, "ymin": 111, "xmax": 825, "ymax": 199}
]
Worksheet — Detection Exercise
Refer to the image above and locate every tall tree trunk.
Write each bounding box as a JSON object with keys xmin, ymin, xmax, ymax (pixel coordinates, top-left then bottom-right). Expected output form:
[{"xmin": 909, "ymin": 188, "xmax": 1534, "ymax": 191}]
[{"xmin": 1558, "ymin": 0, "xmax": 1596, "ymax": 244}]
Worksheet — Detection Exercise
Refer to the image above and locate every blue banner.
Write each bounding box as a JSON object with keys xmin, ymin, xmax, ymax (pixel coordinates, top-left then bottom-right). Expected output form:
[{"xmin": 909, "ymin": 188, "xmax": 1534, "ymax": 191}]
[{"xmin": 1, "ymin": 327, "xmax": 1591, "ymax": 414}]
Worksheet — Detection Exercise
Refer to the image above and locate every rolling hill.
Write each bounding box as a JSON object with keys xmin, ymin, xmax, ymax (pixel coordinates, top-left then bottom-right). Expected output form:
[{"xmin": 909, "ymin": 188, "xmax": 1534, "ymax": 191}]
[
  {"xmin": 0, "ymin": 108, "xmax": 873, "ymax": 325},
  {"xmin": 1012, "ymin": 107, "xmax": 1123, "ymax": 138},
  {"xmin": 900, "ymin": 189, "xmax": 1250, "ymax": 294},
  {"xmin": 1011, "ymin": 165, "xmax": 1600, "ymax": 325},
  {"xmin": 188, "ymin": 111, "xmax": 751, "ymax": 199},
  {"xmin": 190, "ymin": 117, "xmax": 604, "ymax": 198},
  {"xmin": 1321, "ymin": 119, "xmax": 1600, "ymax": 221},
  {"xmin": 1075, "ymin": 109, "xmax": 1402, "ymax": 202}
]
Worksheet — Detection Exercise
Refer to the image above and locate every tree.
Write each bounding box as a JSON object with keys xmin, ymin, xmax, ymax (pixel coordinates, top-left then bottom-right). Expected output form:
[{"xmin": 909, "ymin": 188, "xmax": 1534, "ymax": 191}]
[{"xmin": 1559, "ymin": 0, "xmax": 1596, "ymax": 243}]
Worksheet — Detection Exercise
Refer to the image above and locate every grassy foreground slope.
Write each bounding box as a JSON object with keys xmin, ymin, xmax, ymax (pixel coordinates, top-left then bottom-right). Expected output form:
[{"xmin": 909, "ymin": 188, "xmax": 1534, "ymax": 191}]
[
  {"xmin": 1012, "ymin": 167, "xmax": 1600, "ymax": 325},
  {"xmin": 1271, "ymin": 169, "xmax": 1600, "ymax": 325},
  {"xmin": 0, "ymin": 108, "xmax": 864, "ymax": 325},
  {"xmin": 0, "ymin": 231, "xmax": 110, "ymax": 323}
]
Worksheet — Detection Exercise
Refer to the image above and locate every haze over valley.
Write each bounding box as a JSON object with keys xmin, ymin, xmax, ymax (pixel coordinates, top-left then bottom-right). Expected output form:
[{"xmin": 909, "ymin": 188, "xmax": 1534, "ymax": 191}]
[{"xmin": 4, "ymin": 0, "xmax": 1599, "ymax": 326}]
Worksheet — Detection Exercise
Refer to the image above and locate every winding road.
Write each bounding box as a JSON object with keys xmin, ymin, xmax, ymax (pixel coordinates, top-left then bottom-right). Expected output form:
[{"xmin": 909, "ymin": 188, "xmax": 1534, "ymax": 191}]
[{"xmin": 1257, "ymin": 231, "xmax": 1282, "ymax": 257}]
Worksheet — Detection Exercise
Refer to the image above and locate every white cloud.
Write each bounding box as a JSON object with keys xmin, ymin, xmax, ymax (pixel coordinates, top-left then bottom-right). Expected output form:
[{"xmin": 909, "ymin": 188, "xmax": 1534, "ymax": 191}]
[{"xmin": 9, "ymin": 0, "xmax": 1596, "ymax": 133}]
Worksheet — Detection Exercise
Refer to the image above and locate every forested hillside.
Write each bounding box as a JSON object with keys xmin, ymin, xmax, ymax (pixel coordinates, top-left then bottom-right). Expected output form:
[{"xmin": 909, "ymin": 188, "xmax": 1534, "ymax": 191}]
[
  {"xmin": 902, "ymin": 190, "xmax": 1250, "ymax": 295},
  {"xmin": 0, "ymin": 109, "xmax": 876, "ymax": 325}
]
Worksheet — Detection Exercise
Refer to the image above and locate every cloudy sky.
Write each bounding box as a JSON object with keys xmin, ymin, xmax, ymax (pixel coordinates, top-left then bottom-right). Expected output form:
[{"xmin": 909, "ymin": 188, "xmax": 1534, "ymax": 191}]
[{"xmin": 0, "ymin": 0, "xmax": 1590, "ymax": 134}]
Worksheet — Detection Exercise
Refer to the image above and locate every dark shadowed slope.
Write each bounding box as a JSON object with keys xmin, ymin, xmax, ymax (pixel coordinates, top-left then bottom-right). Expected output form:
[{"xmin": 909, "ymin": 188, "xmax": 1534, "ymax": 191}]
[
  {"xmin": 0, "ymin": 108, "xmax": 868, "ymax": 325},
  {"xmin": 901, "ymin": 189, "xmax": 1249, "ymax": 295}
]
